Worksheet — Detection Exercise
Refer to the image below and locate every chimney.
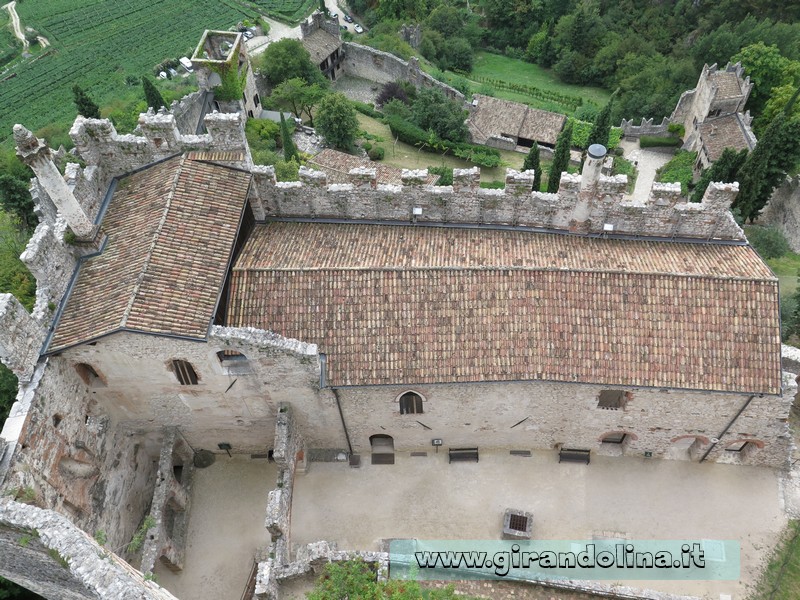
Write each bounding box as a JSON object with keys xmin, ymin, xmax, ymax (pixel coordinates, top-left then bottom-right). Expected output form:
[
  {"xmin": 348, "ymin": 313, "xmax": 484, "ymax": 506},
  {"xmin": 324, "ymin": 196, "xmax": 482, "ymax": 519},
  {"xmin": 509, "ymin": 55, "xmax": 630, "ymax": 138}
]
[
  {"xmin": 14, "ymin": 125, "xmax": 96, "ymax": 240},
  {"xmin": 580, "ymin": 144, "xmax": 606, "ymax": 192}
]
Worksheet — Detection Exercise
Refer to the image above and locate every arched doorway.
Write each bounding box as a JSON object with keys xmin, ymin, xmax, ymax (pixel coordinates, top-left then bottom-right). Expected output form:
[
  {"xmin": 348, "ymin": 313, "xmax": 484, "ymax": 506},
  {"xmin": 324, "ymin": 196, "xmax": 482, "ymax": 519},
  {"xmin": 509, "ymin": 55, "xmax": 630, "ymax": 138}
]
[{"xmin": 370, "ymin": 434, "xmax": 395, "ymax": 465}]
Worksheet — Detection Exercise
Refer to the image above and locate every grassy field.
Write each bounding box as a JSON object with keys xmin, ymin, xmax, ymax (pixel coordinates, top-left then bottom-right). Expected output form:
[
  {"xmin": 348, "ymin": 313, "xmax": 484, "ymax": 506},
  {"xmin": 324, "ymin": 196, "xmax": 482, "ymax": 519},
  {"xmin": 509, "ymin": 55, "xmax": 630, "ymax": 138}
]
[
  {"xmin": 357, "ymin": 113, "xmax": 527, "ymax": 182},
  {"xmin": 0, "ymin": 0, "xmax": 262, "ymax": 147},
  {"xmin": 469, "ymin": 52, "xmax": 612, "ymax": 113}
]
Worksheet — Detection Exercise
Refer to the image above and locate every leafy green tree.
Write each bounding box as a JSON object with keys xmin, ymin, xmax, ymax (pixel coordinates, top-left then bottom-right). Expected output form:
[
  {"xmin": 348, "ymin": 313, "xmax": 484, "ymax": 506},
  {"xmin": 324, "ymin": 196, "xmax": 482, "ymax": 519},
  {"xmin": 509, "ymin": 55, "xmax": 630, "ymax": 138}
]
[
  {"xmin": 315, "ymin": 93, "xmax": 359, "ymax": 150},
  {"xmin": 0, "ymin": 175, "xmax": 34, "ymax": 232},
  {"xmin": 72, "ymin": 84, "xmax": 101, "ymax": 119},
  {"xmin": 270, "ymin": 78, "xmax": 310, "ymax": 120},
  {"xmin": 257, "ymin": 39, "xmax": 325, "ymax": 87},
  {"xmin": 0, "ymin": 212, "xmax": 36, "ymax": 310},
  {"xmin": 279, "ymin": 113, "xmax": 299, "ymax": 163},
  {"xmin": 732, "ymin": 43, "xmax": 800, "ymax": 119},
  {"xmin": 690, "ymin": 147, "xmax": 748, "ymax": 203},
  {"xmin": 547, "ymin": 120, "xmax": 573, "ymax": 193},
  {"xmin": 522, "ymin": 142, "xmax": 542, "ymax": 191},
  {"xmin": 411, "ymin": 88, "xmax": 468, "ymax": 143},
  {"xmin": 141, "ymin": 77, "xmax": 166, "ymax": 111},
  {"xmin": 587, "ymin": 92, "xmax": 615, "ymax": 148},
  {"xmin": 733, "ymin": 87, "xmax": 800, "ymax": 221}
]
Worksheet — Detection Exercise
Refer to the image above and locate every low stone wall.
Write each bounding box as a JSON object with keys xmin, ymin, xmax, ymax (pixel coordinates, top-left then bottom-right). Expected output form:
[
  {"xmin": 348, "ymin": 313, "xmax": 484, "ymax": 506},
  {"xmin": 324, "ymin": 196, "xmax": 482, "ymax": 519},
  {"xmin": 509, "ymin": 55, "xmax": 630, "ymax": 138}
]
[
  {"xmin": 342, "ymin": 43, "xmax": 464, "ymax": 102},
  {"xmin": 620, "ymin": 117, "xmax": 671, "ymax": 138},
  {"xmin": 140, "ymin": 429, "xmax": 195, "ymax": 575},
  {"xmin": 0, "ymin": 499, "xmax": 179, "ymax": 599}
]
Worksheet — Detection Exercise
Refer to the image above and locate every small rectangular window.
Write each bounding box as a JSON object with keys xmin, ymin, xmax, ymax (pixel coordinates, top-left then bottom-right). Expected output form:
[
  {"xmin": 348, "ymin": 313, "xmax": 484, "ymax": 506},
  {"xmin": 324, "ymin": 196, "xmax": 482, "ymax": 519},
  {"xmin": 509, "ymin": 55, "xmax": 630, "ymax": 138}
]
[
  {"xmin": 602, "ymin": 432, "xmax": 627, "ymax": 444},
  {"xmin": 597, "ymin": 390, "xmax": 627, "ymax": 410},
  {"xmin": 172, "ymin": 360, "xmax": 199, "ymax": 385},
  {"xmin": 725, "ymin": 441, "xmax": 749, "ymax": 452}
]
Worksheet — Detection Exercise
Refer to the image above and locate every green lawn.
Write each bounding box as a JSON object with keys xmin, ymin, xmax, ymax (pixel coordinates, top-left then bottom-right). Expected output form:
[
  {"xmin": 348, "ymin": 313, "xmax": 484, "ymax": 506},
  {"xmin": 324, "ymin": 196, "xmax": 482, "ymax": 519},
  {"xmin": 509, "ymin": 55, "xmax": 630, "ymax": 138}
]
[
  {"xmin": 750, "ymin": 521, "xmax": 800, "ymax": 600},
  {"xmin": 0, "ymin": 0, "xmax": 261, "ymax": 147},
  {"xmin": 357, "ymin": 113, "xmax": 527, "ymax": 182},
  {"xmin": 469, "ymin": 52, "xmax": 612, "ymax": 111}
]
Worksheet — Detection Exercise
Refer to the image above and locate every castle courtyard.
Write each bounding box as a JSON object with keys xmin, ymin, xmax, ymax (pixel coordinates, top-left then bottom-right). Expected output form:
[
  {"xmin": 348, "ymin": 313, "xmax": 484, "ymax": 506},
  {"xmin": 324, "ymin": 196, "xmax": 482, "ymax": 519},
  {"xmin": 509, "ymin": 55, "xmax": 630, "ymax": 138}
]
[{"xmin": 289, "ymin": 451, "xmax": 785, "ymax": 599}]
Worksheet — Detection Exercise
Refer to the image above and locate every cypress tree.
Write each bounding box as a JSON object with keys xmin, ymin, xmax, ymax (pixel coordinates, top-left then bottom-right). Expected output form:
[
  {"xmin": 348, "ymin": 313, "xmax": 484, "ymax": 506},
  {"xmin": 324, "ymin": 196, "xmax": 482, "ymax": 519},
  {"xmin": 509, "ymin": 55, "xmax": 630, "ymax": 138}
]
[
  {"xmin": 72, "ymin": 84, "xmax": 101, "ymax": 119},
  {"xmin": 690, "ymin": 147, "xmax": 748, "ymax": 203},
  {"xmin": 142, "ymin": 77, "xmax": 166, "ymax": 111},
  {"xmin": 280, "ymin": 113, "xmax": 299, "ymax": 162},
  {"xmin": 547, "ymin": 121, "xmax": 573, "ymax": 194},
  {"xmin": 522, "ymin": 142, "xmax": 542, "ymax": 191},
  {"xmin": 588, "ymin": 92, "xmax": 616, "ymax": 149}
]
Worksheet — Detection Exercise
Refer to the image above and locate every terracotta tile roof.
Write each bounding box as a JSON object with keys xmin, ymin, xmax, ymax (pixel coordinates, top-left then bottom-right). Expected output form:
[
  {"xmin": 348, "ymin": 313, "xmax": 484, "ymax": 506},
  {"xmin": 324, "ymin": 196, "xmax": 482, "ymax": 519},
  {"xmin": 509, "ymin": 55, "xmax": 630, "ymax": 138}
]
[
  {"xmin": 228, "ymin": 223, "xmax": 781, "ymax": 393},
  {"xmin": 302, "ymin": 29, "xmax": 340, "ymax": 65},
  {"xmin": 469, "ymin": 95, "xmax": 566, "ymax": 146},
  {"xmin": 699, "ymin": 113, "xmax": 755, "ymax": 162},
  {"xmin": 712, "ymin": 71, "xmax": 744, "ymax": 100},
  {"xmin": 49, "ymin": 156, "xmax": 251, "ymax": 351},
  {"xmin": 308, "ymin": 148, "xmax": 439, "ymax": 185}
]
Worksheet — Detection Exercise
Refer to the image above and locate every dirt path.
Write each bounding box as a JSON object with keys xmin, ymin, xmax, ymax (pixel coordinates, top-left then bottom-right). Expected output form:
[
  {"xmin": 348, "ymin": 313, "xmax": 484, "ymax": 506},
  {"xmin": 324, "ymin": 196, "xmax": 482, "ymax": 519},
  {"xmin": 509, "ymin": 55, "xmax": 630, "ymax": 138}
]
[{"xmin": 3, "ymin": 1, "xmax": 28, "ymax": 51}]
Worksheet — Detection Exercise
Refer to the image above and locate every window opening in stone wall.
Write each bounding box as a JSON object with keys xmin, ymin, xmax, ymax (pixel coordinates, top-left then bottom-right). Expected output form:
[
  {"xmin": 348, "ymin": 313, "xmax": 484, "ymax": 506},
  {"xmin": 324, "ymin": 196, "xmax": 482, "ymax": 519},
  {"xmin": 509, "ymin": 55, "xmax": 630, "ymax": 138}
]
[
  {"xmin": 399, "ymin": 392, "xmax": 423, "ymax": 414},
  {"xmin": 172, "ymin": 359, "xmax": 199, "ymax": 385},
  {"xmin": 74, "ymin": 363, "xmax": 106, "ymax": 388},
  {"xmin": 597, "ymin": 390, "xmax": 627, "ymax": 410}
]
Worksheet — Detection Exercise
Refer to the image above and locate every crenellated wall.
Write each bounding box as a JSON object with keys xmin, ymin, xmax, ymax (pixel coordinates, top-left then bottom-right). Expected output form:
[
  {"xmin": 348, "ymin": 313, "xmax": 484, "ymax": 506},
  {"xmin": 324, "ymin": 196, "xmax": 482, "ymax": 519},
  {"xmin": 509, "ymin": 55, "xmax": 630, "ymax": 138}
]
[{"xmin": 248, "ymin": 165, "xmax": 745, "ymax": 240}]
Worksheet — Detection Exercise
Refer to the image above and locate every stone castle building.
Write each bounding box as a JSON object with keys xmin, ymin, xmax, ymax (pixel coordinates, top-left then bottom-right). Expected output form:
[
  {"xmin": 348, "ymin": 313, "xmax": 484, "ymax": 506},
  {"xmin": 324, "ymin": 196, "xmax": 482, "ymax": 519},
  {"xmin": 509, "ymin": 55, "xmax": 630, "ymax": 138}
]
[
  {"xmin": 0, "ymin": 31, "xmax": 794, "ymax": 600},
  {"xmin": 622, "ymin": 62, "xmax": 757, "ymax": 170}
]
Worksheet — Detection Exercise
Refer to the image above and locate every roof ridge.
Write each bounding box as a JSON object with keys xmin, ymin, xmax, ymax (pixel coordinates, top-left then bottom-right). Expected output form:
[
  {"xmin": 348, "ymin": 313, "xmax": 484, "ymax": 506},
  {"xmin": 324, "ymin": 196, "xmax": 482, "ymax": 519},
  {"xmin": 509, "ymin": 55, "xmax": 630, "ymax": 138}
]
[
  {"xmin": 232, "ymin": 264, "xmax": 778, "ymax": 282},
  {"xmin": 120, "ymin": 156, "xmax": 186, "ymax": 328}
]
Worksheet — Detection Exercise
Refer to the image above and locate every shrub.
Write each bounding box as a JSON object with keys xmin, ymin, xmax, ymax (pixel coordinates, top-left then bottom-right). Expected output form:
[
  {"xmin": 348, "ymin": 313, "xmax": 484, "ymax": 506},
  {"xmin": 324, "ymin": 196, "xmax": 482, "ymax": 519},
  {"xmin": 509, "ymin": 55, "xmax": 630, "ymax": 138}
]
[
  {"xmin": 640, "ymin": 135, "xmax": 682, "ymax": 148},
  {"xmin": 428, "ymin": 166, "xmax": 453, "ymax": 186},
  {"xmin": 351, "ymin": 100, "xmax": 383, "ymax": 119},
  {"xmin": 667, "ymin": 122, "xmax": 685, "ymax": 137},
  {"xmin": 385, "ymin": 115, "xmax": 502, "ymax": 167},
  {"xmin": 655, "ymin": 150, "xmax": 696, "ymax": 195},
  {"xmin": 274, "ymin": 158, "xmax": 300, "ymax": 181},
  {"xmin": 368, "ymin": 147, "xmax": 385, "ymax": 160},
  {"xmin": 745, "ymin": 226, "xmax": 791, "ymax": 259}
]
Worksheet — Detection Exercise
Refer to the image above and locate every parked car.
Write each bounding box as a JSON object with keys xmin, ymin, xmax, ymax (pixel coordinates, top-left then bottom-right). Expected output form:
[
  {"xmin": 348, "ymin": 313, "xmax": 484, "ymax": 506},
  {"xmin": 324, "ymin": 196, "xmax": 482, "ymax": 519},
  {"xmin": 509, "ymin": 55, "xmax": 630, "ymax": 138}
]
[
  {"xmin": 354, "ymin": 23, "xmax": 363, "ymax": 33},
  {"xmin": 243, "ymin": 30, "xmax": 254, "ymax": 39},
  {"xmin": 344, "ymin": 13, "xmax": 353, "ymax": 22},
  {"xmin": 330, "ymin": 12, "xmax": 338, "ymax": 19},
  {"xmin": 340, "ymin": 25, "xmax": 348, "ymax": 30}
]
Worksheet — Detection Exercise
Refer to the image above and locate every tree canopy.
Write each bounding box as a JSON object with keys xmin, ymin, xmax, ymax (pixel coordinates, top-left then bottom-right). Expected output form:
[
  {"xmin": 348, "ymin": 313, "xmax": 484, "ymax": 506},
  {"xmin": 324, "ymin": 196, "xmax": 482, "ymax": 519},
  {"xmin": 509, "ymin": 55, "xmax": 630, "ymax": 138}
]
[
  {"xmin": 257, "ymin": 39, "xmax": 326, "ymax": 87},
  {"xmin": 315, "ymin": 93, "xmax": 359, "ymax": 151},
  {"xmin": 410, "ymin": 88, "xmax": 468, "ymax": 143},
  {"xmin": 547, "ymin": 120, "xmax": 573, "ymax": 194},
  {"xmin": 142, "ymin": 77, "xmax": 166, "ymax": 111},
  {"xmin": 72, "ymin": 84, "xmax": 101, "ymax": 119}
]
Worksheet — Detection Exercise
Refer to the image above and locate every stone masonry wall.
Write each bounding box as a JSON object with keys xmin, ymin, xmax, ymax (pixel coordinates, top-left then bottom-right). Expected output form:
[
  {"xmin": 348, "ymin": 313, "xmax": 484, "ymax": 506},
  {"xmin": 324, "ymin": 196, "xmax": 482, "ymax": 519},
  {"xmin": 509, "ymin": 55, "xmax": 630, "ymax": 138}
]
[
  {"xmin": 761, "ymin": 174, "xmax": 800, "ymax": 252},
  {"xmin": 249, "ymin": 165, "xmax": 745, "ymax": 241},
  {"xmin": 170, "ymin": 90, "xmax": 209, "ymax": 135},
  {"xmin": 337, "ymin": 377, "xmax": 793, "ymax": 468},
  {"xmin": 0, "ymin": 499, "xmax": 179, "ymax": 600},
  {"xmin": 58, "ymin": 328, "xmax": 341, "ymax": 454},
  {"xmin": 0, "ymin": 357, "xmax": 160, "ymax": 556},
  {"xmin": 342, "ymin": 43, "xmax": 464, "ymax": 102}
]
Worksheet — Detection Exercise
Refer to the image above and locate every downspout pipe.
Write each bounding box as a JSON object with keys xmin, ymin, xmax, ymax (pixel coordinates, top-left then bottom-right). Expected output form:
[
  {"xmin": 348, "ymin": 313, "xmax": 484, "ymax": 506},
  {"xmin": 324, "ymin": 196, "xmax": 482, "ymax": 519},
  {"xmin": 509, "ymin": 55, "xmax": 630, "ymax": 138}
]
[{"xmin": 700, "ymin": 394, "xmax": 758, "ymax": 462}]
